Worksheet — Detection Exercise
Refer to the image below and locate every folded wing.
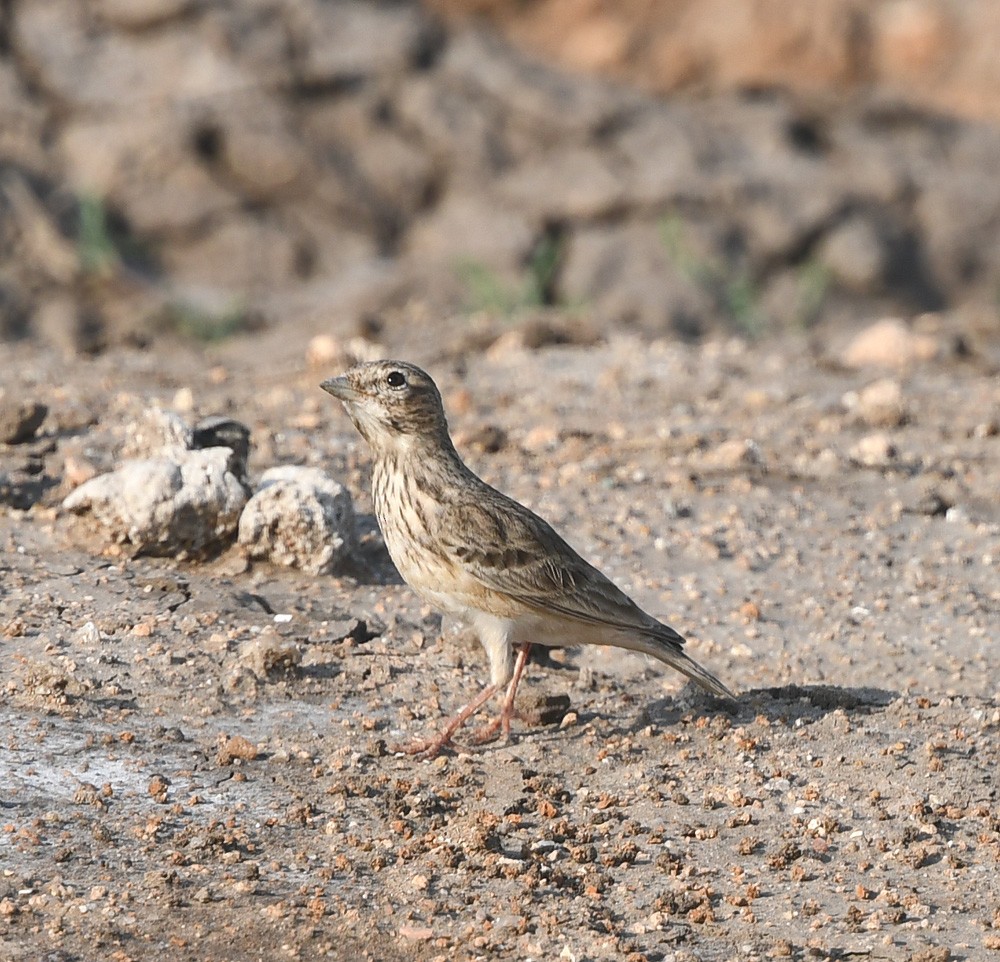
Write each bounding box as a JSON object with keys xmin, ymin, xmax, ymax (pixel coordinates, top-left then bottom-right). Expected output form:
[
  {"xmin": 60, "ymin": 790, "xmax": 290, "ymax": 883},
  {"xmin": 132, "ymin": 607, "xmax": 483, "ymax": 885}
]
[
  {"xmin": 442, "ymin": 498, "xmax": 683, "ymax": 646},
  {"xmin": 438, "ymin": 495, "xmax": 735, "ymax": 700}
]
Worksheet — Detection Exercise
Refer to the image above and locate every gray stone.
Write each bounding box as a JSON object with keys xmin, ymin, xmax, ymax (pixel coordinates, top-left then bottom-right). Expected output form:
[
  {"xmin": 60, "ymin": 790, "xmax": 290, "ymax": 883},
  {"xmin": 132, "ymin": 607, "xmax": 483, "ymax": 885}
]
[
  {"xmin": 301, "ymin": 99, "xmax": 437, "ymax": 222},
  {"xmin": 441, "ymin": 29, "xmax": 633, "ymax": 142},
  {"xmin": 0, "ymin": 62, "xmax": 49, "ymax": 174},
  {"xmin": 256, "ymin": 260, "xmax": 403, "ymax": 333},
  {"xmin": 63, "ymin": 447, "xmax": 247, "ymax": 556},
  {"xmin": 498, "ymin": 148, "xmax": 624, "ymax": 222},
  {"xmin": 0, "ymin": 397, "xmax": 47, "ymax": 444},
  {"xmin": 685, "ymin": 100, "xmax": 843, "ymax": 262},
  {"xmin": 394, "ymin": 76, "xmax": 508, "ymax": 176},
  {"xmin": 289, "ymin": 0, "xmax": 430, "ymax": 85},
  {"xmin": 832, "ymin": 121, "xmax": 909, "ymax": 205},
  {"xmin": 29, "ymin": 296, "xmax": 82, "ymax": 355},
  {"xmin": 283, "ymin": 203, "xmax": 379, "ymax": 279},
  {"xmin": 844, "ymin": 378, "xmax": 908, "ymax": 428},
  {"xmin": 16, "ymin": 5, "xmax": 248, "ymax": 111},
  {"xmin": 349, "ymin": 128, "xmax": 437, "ymax": 224},
  {"xmin": 405, "ymin": 190, "xmax": 537, "ymax": 280},
  {"xmin": 915, "ymin": 126, "xmax": 1000, "ymax": 295},
  {"xmin": 702, "ymin": 438, "xmax": 765, "ymax": 471},
  {"xmin": 560, "ymin": 224, "xmax": 639, "ymax": 304},
  {"xmin": 238, "ymin": 630, "xmax": 302, "ymax": 678},
  {"xmin": 0, "ymin": 172, "xmax": 79, "ymax": 285},
  {"xmin": 161, "ymin": 215, "xmax": 304, "ymax": 291},
  {"xmin": 59, "ymin": 115, "xmax": 238, "ymax": 236},
  {"xmin": 238, "ymin": 466, "xmax": 355, "ymax": 575},
  {"xmin": 192, "ymin": 416, "xmax": 251, "ymax": 487},
  {"xmin": 559, "ymin": 222, "xmax": 712, "ymax": 335},
  {"xmin": 120, "ymin": 409, "xmax": 193, "ymax": 460},
  {"xmin": 208, "ymin": 3, "xmax": 292, "ymax": 89},
  {"xmin": 12, "ymin": 0, "xmax": 87, "ymax": 102},
  {"xmin": 614, "ymin": 105, "xmax": 701, "ymax": 207},
  {"xmin": 819, "ymin": 216, "xmax": 887, "ymax": 292},
  {"xmin": 216, "ymin": 112, "xmax": 314, "ymax": 202},
  {"xmin": 92, "ymin": 0, "xmax": 195, "ymax": 30},
  {"xmin": 849, "ymin": 432, "xmax": 896, "ymax": 467},
  {"xmin": 725, "ymin": 166, "xmax": 842, "ymax": 265},
  {"xmin": 7, "ymin": 0, "xmax": 1000, "ymax": 350},
  {"xmin": 767, "ymin": 268, "xmax": 826, "ymax": 331}
]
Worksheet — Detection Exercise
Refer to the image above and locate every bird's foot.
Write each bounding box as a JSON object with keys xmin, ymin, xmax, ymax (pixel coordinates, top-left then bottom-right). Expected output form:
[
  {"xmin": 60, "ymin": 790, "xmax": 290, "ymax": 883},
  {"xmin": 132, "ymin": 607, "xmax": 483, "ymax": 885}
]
[
  {"xmin": 390, "ymin": 682, "xmax": 501, "ymax": 758},
  {"xmin": 391, "ymin": 731, "xmax": 457, "ymax": 759},
  {"xmin": 465, "ymin": 716, "xmax": 505, "ymax": 746},
  {"xmin": 463, "ymin": 641, "xmax": 532, "ymax": 746},
  {"xmin": 465, "ymin": 706, "xmax": 522, "ymax": 745}
]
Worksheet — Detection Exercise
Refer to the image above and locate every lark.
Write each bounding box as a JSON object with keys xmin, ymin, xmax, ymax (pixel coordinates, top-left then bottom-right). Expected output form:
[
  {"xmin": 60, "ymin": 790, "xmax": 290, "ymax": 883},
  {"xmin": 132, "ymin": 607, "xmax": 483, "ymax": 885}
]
[{"xmin": 322, "ymin": 360, "xmax": 734, "ymax": 755}]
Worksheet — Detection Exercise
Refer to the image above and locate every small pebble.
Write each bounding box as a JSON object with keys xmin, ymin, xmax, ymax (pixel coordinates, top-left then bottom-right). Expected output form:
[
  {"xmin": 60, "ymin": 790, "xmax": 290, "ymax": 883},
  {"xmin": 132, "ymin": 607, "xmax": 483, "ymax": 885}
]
[{"xmin": 0, "ymin": 398, "xmax": 47, "ymax": 444}]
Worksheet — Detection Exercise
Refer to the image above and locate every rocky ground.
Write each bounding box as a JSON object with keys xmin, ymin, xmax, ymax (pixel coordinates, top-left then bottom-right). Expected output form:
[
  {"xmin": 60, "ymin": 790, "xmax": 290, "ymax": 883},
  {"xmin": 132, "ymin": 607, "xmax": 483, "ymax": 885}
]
[
  {"xmin": 4, "ymin": 0, "xmax": 1000, "ymax": 356},
  {"xmin": 430, "ymin": 0, "xmax": 1000, "ymax": 124},
  {"xmin": 2, "ymin": 2, "xmax": 1000, "ymax": 960},
  {"xmin": 1, "ymin": 314, "xmax": 998, "ymax": 961}
]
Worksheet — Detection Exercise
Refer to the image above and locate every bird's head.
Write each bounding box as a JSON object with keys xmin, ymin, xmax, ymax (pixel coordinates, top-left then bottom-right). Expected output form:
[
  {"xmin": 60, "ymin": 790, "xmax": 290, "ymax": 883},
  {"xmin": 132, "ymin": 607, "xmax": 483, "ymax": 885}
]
[{"xmin": 321, "ymin": 360, "xmax": 451, "ymax": 453}]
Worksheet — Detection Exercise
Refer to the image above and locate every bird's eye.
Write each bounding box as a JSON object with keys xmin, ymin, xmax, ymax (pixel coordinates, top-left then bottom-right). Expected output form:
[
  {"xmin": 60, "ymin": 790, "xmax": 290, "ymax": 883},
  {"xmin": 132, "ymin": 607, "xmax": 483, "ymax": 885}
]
[{"xmin": 386, "ymin": 371, "xmax": 406, "ymax": 389}]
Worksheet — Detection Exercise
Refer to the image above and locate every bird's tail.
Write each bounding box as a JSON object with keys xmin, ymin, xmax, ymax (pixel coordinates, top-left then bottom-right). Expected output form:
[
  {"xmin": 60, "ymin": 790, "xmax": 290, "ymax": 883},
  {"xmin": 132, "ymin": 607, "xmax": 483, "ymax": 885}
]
[{"xmin": 625, "ymin": 628, "xmax": 736, "ymax": 701}]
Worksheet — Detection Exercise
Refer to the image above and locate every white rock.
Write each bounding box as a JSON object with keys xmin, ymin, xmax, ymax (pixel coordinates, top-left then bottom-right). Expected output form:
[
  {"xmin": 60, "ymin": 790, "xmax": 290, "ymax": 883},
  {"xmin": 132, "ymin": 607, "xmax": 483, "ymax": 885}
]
[
  {"xmin": 73, "ymin": 622, "xmax": 102, "ymax": 646},
  {"xmin": 305, "ymin": 334, "xmax": 383, "ymax": 371},
  {"xmin": 704, "ymin": 438, "xmax": 765, "ymax": 470},
  {"xmin": 818, "ymin": 216, "xmax": 886, "ymax": 292},
  {"xmin": 850, "ymin": 432, "xmax": 897, "ymax": 467},
  {"xmin": 63, "ymin": 447, "xmax": 246, "ymax": 556},
  {"xmin": 120, "ymin": 408, "xmax": 192, "ymax": 460},
  {"xmin": 305, "ymin": 333, "xmax": 343, "ymax": 370},
  {"xmin": 841, "ymin": 318, "xmax": 938, "ymax": 369},
  {"xmin": 172, "ymin": 387, "xmax": 195, "ymax": 414},
  {"xmin": 238, "ymin": 465, "xmax": 355, "ymax": 574},
  {"xmin": 845, "ymin": 377, "xmax": 908, "ymax": 427},
  {"xmin": 238, "ymin": 630, "xmax": 302, "ymax": 677}
]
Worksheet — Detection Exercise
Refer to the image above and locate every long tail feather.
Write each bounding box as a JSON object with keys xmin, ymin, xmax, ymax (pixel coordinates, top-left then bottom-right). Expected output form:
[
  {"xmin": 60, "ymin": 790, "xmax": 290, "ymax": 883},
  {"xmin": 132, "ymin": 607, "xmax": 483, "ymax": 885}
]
[{"xmin": 619, "ymin": 628, "xmax": 736, "ymax": 700}]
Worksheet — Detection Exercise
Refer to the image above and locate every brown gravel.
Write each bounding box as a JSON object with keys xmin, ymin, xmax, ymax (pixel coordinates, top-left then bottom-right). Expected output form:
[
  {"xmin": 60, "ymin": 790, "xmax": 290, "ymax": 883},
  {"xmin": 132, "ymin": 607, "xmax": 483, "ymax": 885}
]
[{"xmin": 1, "ymin": 318, "xmax": 998, "ymax": 962}]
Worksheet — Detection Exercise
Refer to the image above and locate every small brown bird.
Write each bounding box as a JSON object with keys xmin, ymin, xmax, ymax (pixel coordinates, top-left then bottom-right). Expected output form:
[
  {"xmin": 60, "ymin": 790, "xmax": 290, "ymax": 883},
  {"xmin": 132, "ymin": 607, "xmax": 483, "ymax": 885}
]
[{"xmin": 322, "ymin": 360, "xmax": 734, "ymax": 755}]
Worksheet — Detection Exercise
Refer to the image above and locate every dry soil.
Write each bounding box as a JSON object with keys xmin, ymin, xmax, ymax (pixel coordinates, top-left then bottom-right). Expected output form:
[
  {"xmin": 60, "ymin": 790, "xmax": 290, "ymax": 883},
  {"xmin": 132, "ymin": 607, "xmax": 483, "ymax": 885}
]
[{"xmin": 1, "ymin": 322, "xmax": 998, "ymax": 962}]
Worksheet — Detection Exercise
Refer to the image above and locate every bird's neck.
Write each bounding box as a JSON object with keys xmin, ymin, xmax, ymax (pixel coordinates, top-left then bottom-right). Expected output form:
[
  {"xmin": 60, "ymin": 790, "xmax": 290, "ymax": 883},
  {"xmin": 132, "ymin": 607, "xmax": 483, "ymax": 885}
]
[{"xmin": 376, "ymin": 430, "xmax": 467, "ymax": 477}]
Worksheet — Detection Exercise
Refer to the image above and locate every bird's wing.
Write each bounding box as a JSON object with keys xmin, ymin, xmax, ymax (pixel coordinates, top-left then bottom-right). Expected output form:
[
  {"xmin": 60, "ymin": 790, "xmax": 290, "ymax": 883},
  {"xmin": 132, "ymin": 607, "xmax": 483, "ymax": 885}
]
[
  {"xmin": 438, "ymin": 493, "xmax": 736, "ymax": 701},
  {"xmin": 440, "ymin": 497, "xmax": 681, "ymax": 643}
]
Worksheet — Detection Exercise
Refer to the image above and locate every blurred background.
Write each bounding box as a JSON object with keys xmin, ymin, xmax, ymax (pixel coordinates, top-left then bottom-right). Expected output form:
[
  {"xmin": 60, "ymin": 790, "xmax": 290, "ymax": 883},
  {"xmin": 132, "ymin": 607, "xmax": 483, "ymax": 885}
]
[{"xmin": 1, "ymin": 0, "xmax": 999, "ymax": 357}]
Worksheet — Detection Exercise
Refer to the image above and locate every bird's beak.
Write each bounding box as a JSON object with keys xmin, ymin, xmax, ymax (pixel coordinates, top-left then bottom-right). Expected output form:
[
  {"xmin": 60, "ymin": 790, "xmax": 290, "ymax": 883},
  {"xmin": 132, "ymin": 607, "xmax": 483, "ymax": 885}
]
[{"xmin": 320, "ymin": 376, "xmax": 361, "ymax": 403}]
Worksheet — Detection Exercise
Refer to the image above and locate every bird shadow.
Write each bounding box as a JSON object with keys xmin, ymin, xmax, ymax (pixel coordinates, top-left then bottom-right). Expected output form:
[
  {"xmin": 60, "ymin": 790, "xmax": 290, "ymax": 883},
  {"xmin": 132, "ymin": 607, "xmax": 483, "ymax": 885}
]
[
  {"xmin": 635, "ymin": 682, "xmax": 898, "ymax": 731},
  {"xmin": 343, "ymin": 513, "xmax": 404, "ymax": 587}
]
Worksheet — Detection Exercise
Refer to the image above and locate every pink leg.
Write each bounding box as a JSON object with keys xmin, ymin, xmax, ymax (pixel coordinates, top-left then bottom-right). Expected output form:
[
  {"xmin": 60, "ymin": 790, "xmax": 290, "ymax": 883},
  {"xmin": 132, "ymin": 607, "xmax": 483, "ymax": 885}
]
[
  {"xmin": 468, "ymin": 642, "xmax": 532, "ymax": 745},
  {"xmin": 394, "ymin": 682, "xmax": 500, "ymax": 758}
]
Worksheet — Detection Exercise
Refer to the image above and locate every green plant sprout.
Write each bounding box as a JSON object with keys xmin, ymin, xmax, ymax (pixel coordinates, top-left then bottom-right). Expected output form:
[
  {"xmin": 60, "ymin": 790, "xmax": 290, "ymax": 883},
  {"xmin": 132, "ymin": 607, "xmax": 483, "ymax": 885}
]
[
  {"xmin": 165, "ymin": 301, "xmax": 252, "ymax": 342},
  {"xmin": 457, "ymin": 234, "xmax": 563, "ymax": 317},
  {"xmin": 660, "ymin": 214, "xmax": 830, "ymax": 335},
  {"xmin": 77, "ymin": 194, "xmax": 120, "ymax": 277}
]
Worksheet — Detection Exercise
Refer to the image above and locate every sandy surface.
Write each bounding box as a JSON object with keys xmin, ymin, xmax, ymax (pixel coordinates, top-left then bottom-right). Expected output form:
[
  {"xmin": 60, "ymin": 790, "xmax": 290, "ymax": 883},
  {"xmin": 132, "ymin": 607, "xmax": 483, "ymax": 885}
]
[{"xmin": 1, "ymin": 325, "xmax": 998, "ymax": 961}]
